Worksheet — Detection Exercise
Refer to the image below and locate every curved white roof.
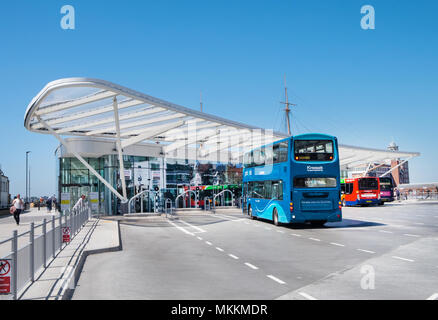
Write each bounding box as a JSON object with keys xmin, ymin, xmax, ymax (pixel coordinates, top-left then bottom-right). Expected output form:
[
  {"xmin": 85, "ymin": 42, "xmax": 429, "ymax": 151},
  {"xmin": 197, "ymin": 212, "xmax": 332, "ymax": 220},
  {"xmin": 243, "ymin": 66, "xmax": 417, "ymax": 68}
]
[{"xmin": 24, "ymin": 77, "xmax": 420, "ymax": 166}]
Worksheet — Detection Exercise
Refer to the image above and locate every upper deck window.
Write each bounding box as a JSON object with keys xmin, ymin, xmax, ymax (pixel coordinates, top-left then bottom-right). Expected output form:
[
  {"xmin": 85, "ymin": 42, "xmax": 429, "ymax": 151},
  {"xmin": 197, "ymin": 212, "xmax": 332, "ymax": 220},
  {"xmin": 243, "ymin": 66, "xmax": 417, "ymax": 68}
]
[
  {"xmin": 294, "ymin": 140, "xmax": 334, "ymax": 162},
  {"xmin": 358, "ymin": 178, "xmax": 379, "ymax": 190},
  {"xmin": 379, "ymin": 178, "xmax": 393, "ymax": 191},
  {"xmin": 244, "ymin": 140, "xmax": 288, "ymax": 168}
]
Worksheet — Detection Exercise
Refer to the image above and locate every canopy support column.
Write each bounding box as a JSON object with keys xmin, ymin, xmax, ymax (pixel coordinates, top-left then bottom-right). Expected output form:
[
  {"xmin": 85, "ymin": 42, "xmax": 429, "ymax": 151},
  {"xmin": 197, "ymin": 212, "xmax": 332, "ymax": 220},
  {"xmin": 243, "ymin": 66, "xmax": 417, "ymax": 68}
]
[
  {"xmin": 113, "ymin": 97, "xmax": 128, "ymax": 201},
  {"xmin": 36, "ymin": 116, "xmax": 127, "ymax": 202},
  {"xmin": 380, "ymin": 157, "xmax": 413, "ymax": 178}
]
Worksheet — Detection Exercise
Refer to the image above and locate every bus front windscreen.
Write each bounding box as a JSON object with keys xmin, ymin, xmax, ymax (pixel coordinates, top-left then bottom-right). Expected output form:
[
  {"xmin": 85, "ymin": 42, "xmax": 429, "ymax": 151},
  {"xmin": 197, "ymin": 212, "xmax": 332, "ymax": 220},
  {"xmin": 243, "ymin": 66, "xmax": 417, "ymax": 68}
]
[
  {"xmin": 358, "ymin": 178, "xmax": 379, "ymax": 190},
  {"xmin": 294, "ymin": 140, "xmax": 334, "ymax": 161}
]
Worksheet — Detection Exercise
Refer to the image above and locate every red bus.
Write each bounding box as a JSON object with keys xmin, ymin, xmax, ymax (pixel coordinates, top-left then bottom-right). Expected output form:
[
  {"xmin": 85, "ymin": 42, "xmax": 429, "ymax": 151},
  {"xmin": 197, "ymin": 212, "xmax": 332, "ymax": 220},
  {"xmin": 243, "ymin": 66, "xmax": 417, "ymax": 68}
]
[{"xmin": 340, "ymin": 177, "xmax": 381, "ymax": 206}]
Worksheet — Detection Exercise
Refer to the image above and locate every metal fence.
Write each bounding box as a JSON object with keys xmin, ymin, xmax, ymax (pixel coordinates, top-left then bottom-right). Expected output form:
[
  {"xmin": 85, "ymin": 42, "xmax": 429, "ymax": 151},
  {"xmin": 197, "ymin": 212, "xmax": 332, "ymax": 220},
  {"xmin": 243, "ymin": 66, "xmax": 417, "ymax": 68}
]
[
  {"xmin": 0, "ymin": 205, "xmax": 90, "ymax": 300},
  {"xmin": 400, "ymin": 192, "xmax": 438, "ymax": 201}
]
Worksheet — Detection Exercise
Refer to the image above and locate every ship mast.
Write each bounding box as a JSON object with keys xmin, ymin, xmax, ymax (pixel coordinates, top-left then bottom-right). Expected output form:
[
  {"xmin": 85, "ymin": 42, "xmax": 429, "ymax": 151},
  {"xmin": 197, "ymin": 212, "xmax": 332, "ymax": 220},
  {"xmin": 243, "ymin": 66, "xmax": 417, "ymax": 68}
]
[{"xmin": 280, "ymin": 75, "xmax": 296, "ymax": 136}]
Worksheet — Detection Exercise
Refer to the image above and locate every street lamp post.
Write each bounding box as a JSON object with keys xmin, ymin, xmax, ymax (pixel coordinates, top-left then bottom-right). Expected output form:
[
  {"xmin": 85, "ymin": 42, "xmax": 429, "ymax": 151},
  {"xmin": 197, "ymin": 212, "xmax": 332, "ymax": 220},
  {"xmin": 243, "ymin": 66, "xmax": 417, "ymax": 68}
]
[{"xmin": 26, "ymin": 151, "xmax": 31, "ymax": 206}]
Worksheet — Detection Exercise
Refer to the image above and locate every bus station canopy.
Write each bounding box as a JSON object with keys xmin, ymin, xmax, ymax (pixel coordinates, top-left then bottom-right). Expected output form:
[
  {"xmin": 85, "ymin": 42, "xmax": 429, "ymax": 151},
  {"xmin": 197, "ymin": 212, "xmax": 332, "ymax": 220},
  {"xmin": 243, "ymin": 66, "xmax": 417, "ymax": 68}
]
[{"xmin": 24, "ymin": 77, "xmax": 420, "ymax": 201}]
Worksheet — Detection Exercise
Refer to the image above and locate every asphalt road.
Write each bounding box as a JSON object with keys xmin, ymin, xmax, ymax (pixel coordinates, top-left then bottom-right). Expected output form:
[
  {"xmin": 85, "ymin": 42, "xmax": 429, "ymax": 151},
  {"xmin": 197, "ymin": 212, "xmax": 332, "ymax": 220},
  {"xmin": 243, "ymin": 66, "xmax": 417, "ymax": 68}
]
[{"xmin": 72, "ymin": 202, "xmax": 438, "ymax": 300}]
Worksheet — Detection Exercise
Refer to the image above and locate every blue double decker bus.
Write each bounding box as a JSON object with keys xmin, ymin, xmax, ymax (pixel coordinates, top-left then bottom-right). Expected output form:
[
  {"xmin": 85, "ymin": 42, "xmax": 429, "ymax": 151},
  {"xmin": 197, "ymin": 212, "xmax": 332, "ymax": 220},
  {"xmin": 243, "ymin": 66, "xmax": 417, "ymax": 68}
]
[{"xmin": 243, "ymin": 133, "xmax": 342, "ymax": 226}]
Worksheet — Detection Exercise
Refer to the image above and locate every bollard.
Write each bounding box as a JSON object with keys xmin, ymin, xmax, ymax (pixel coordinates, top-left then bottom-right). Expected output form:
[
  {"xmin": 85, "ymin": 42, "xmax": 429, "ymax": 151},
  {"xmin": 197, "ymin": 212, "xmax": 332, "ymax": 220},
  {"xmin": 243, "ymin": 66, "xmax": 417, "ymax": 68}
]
[
  {"xmin": 12, "ymin": 230, "xmax": 17, "ymax": 300},
  {"xmin": 43, "ymin": 219, "xmax": 47, "ymax": 268},
  {"xmin": 29, "ymin": 222, "xmax": 34, "ymax": 282},
  {"xmin": 59, "ymin": 211, "xmax": 63, "ymax": 248},
  {"xmin": 52, "ymin": 216, "xmax": 56, "ymax": 258}
]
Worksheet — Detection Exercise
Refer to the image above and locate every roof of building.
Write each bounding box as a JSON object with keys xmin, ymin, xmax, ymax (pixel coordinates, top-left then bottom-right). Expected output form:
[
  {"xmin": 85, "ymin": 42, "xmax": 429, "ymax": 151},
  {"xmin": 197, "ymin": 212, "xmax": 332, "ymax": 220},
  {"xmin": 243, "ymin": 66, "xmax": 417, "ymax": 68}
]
[{"xmin": 25, "ymin": 78, "xmax": 420, "ymax": 166}]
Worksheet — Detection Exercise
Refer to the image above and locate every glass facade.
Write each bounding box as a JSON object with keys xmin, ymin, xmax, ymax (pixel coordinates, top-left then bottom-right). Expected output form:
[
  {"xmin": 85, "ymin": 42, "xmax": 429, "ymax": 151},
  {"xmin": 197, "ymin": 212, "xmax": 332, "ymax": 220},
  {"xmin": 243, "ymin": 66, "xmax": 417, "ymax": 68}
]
[{"xmin": 58, "ymin": 154, "xmax": 243, "ymax": 215}]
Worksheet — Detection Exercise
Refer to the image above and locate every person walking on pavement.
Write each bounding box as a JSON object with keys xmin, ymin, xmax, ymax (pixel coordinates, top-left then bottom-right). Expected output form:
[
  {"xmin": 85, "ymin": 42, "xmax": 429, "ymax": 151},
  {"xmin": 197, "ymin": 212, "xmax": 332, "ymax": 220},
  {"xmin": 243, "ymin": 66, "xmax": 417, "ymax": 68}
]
[
  {"xmin": 11, "ymin": 194, "xmax": 24, "ymax": 225},
  {"xmin": 73, "ymin": 194, "xmax": 86, "ymax": 211},
  {"xmin": 51, "ymin": 195, "xmax": 57, "ymax": 212},
  {"xmin": 46, "ymin": 197, "xmax": 52, "ymax": 212}
]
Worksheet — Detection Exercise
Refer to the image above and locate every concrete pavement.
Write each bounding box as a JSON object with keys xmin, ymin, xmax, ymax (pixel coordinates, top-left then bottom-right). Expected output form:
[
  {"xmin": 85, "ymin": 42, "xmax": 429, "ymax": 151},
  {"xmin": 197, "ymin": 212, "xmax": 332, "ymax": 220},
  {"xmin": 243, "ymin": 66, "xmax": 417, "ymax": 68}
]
[
  {"xmin": 0, "ymin": 207, "xmax": 121, "ymax": 300},
  {"xmin": 71, "ymin": 203, "xmax": 438, "ymax": 300},
  {"xmin": 18, "ymin": 217, "xmax": 120, "ymax": 300}
]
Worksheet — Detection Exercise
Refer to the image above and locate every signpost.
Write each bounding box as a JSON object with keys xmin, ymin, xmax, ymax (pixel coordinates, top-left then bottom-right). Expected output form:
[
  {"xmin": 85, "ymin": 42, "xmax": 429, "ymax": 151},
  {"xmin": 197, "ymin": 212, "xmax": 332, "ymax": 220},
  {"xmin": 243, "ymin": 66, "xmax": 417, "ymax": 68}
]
[
  {"xmin": 89, "ymin": 192, "xmax": 99, "ymax": 210},
  {"xmin": 61, "ymin": 193, "xmax": 70, "ymax": 211},
  {"xmin": 0, "ymin": 259, "xmax": 11, "ymax": 294},
  {"xmin": 62, "ymin": 227, "xmax": 71, "ymax": 243}
]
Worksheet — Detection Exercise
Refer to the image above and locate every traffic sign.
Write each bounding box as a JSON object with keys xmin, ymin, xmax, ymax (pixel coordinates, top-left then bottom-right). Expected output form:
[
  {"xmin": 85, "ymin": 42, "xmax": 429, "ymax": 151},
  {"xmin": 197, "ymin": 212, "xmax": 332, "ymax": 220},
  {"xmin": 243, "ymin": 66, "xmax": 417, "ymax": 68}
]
[
  {"xmin": 0, "ymin": 259, "xmax": 11, "ymax": 294},
  {"xmin": 62, "ymin": 227, "xmax": 71, "ymax": 243}
]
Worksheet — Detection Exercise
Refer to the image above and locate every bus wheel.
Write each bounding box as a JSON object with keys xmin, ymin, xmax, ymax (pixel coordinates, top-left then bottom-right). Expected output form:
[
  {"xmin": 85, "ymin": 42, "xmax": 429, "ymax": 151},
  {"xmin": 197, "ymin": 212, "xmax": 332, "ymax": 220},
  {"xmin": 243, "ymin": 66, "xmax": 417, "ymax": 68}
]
[
  {"xmin": 273, "ymin": 208, "xmax": 279, "ymax": 226},
  {"xmin": 311, "ymin": 220, "xmax": 326, "ymax": 227},
  {"xmin": 248, "ymin": 205, "xmax": 255, "ymax": 220}
]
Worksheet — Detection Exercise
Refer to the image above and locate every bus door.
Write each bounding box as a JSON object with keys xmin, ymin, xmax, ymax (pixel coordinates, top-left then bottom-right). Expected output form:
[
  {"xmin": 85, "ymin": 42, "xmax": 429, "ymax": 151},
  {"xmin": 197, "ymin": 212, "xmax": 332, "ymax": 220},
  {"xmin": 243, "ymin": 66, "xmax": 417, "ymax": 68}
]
[{"xmin": 252, "ymin": 181, "xmax": 268, "ymax": 217}]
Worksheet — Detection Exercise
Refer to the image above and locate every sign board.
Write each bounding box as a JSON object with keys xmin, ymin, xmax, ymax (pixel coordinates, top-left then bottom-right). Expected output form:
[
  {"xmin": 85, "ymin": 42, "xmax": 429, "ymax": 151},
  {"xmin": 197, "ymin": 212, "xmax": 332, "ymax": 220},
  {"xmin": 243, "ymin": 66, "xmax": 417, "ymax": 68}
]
[
  {"xmin": 0, "ymin": 259, "xmax": 11, "ymax": 294},
  {"xmin": 89, "ymin": 192, "xmax": 99, "ymax": 210},
  {"xmin": 124, "ymin": 169, "xmax": 132, "ymax": 178},
  {"xmin": 61, "ymin": 193, "xmax": 71, "ymax": 211},
  {"xmin": 62, "ymin": 227, "xmax": 71, "ymax": 243},
  {"xmin": 134, "ymin": 166, "xmax": 149, "ymax": 187}
]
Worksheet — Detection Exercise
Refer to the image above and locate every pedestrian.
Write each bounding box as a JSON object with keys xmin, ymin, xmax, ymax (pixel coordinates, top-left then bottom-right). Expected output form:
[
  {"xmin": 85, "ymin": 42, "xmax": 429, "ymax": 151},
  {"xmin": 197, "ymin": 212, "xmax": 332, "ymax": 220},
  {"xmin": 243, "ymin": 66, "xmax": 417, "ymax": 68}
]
[
  {"xmin": 51, "ymin": 195, "xmax": 57, "ymax": 212},
  {"xmin": 396, "ymin": 188, "xmax": 400, "ymax": 201},
  {"xmin": 73, "ymin": 194, "xmax": 86, "ymax": 211},
  {"xmin": 11, "ymin": 194, "xmax": 24, "ymax": 225},
  {"xmin": 46, "ymin": 197, "xmax": 52, "ymax": 212}
]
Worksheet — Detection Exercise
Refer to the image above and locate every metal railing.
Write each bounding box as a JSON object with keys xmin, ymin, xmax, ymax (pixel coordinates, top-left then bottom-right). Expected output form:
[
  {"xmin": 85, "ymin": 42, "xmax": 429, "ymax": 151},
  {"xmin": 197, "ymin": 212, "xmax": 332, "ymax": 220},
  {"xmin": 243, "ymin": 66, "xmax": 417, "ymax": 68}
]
[
  {"xmin": 164, "ymin": 198, "xmax": 174, "ymax": 218},
  {"xmin": 399, "ymin": 192, "xmax": 438, "ymax": 201},
  {"xmin": 213, "ymin": 190, "xmax": 235, "ymax": 208},
  {"xmin": 175, "ymin": 189, "xmax": 198, "ymax": 209},
  {"xmin": 0, "ymin": 205, "xmax": 90, "ymax": 300}
]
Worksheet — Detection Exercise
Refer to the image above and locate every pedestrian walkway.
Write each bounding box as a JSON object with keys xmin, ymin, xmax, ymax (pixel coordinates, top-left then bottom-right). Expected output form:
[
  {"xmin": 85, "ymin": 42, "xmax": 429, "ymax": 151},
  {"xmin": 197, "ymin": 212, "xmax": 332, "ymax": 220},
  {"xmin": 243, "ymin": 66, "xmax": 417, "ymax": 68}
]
[{"xmin": 8, "ymin": 217, "xmax": 120, "ymax": 300}]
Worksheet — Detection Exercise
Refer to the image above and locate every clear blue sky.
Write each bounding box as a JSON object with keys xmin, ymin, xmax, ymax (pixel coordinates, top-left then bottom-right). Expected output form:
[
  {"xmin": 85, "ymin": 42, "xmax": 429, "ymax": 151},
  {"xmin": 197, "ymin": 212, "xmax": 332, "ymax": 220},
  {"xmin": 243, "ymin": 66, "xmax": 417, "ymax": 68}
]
[{"xmin": 0, "ymin": 0, "xmax": 437, "ymax": 197}]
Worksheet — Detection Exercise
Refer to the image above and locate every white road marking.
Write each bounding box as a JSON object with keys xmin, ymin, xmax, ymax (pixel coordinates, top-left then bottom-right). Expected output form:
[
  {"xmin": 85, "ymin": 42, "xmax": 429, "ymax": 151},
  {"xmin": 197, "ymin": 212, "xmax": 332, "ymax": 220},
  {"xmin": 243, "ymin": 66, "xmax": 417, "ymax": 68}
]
[
  {"xmin": 277, "ymin": 230, "xmax": 285, "ymax": 234},
  {"xmin": 197, "ymin": 236, "xmax": 203, "ymax": 240},
  {"xmin": 244, "ymin": 221, "xmax": 250, "ymax": 224},
  {"xmin": 392, "ymin": 256, "xmax": 415, "ymax": 262},
  {"xmin": 403, "ymin": 234, "xmax": 420, "ymax": 238},
  {"xmin": 267, "ymin": 275, "xmax": 286, "ymax": 284},
  {"xmin": 216, "ymin": 213, "xmax": 246, "ymax": 221},
  {"xmin": 291, "ymin": 233, "xmax": 302, "ymax": 237},
  {"xmin": 179, "ymin": 220, "xmax": 206, "ymax": 233},
  {"xmin": 309, "ymin": 237, "xmax": 321, "ymax": 242},
  {"xmin": 416, "ymin": 215, "xmax": 425, "ymax": 217},
  {"xmin": 379, "ymin": 230, "xmax": 393, "ymax": 234},
  {"xmin": 299, "ymin": 292, "xmax": 317, "ymax": 300},
  {"xmin": 426, "ymin": 293, "xmax": 438, "ymax": 300},
  {"xmin": 228, "ymin": 254, "xmax": 239, "ymax": 260},
  {"xmin": 330, "ymin": 242, "xmax": 345, "ymax": 247},
  {"xmin": 168, "ymin": 221, "xmax": 195, "ymax": 236},
  {"xmin": 414, "ymin": 222, "xmax": 424, "ymax": 225},
  {"xmin": 244, "ymin": 262, "xmax": 259, "ymax": 270},
  {"xmin": 357, "ymin": 249, "xmax": 375, "ymax": 254},
  {"xmin": 205, "ymin": 241, "xmax": 212, "ymax": 246},
  {"xmin": 216, "ymin": 247, "xmax": 224, "ymax": 252},
  {"xmin": 265, "ymin": 227, "xmax": 272, "ymax": 230}
]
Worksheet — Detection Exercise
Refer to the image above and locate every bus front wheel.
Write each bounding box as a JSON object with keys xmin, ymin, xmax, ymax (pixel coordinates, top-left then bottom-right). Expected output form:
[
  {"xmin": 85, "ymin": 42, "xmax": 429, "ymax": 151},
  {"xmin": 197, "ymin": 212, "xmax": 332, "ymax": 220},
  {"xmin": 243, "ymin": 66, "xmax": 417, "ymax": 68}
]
[
  {"xmin": 273, "ymin": 208, "xmax": 279, "ymax": 226},
  {"xmin": 248, "ymin": 205, "xmax": 255, "ymax": 220}
]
